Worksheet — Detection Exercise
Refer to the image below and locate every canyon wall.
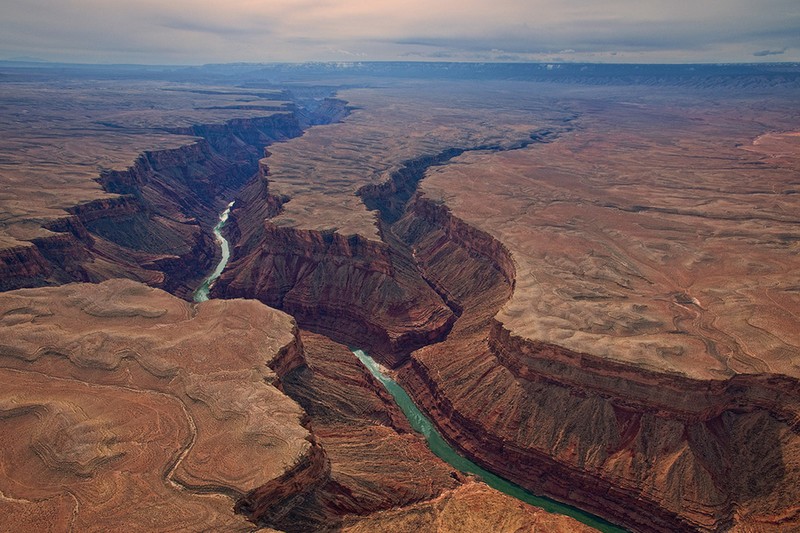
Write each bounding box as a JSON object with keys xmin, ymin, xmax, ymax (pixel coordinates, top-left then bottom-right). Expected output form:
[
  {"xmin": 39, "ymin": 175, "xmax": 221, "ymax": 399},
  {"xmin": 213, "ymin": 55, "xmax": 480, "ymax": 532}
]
[
  {"xmin": 215, "ymin": 153, "xmax": 463, "ymax": 364},
  {"xmin": 0, "ymin": 107, "xmax": 352, "ymax": 296},
  {"xmin": 0, "ymin": 280, "xmax": 325, "ymax": 531},
  {"xmin": 217, "ymin": 218, "xmax": 455, "ymax": 365},
  {"xmin": 0, "ymin": 279, "xmax": 593, "ymax": 532},
  {"xmin": 4, "ymin": 72, "xmax": 798, "ymax": 532},
  {"xmin": 396, "ymin": 199, "xmax": 800, "ymax": 531},
  {"xmin": 219, "ymin": 141, "xmax": 800, "ymax": 531}
]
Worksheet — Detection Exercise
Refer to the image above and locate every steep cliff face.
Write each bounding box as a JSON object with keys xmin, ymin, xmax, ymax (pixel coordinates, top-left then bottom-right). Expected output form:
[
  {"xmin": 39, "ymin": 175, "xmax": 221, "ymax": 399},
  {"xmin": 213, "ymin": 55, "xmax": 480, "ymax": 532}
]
[
  {"xmin": 0, "ymin": 280, "xmax": 329, "ymax": 532},
  {"xmin": 163, "ymin": 114, "xmax": 305, "ymax": 198},
  {"xmin": 220, "ymin": 138, "xmax": 800, "ymax": 531},
  {"xmin": 0, "ymin": 243, "xmax": 53, "ymax": 291},
  {"xmin": 265, "ymin": 331, "xmax": 463, "ymax": 531},
  {"xmin": 236, "ymin": 439, "xmax": 331, "ymax": 528},
  {"xmin": 238, "ymin": 328, "xmax": 591, "ymax": 533},
  {"xmin": 403, "ymin": 329, "xmax": 800, "ymax": 531},
  {"xmin": 87, "ymin": 115, "xmax": 306, "ymax": 295},
  {"xmin": 341, "ymin": 482, "xmax": 598, "ymax": 533},
  {"xmin": 217, "ymin": 220, "xmax": 454, "ymax": 366},
  {"xmin": 221, "ymin": 160, "xmax": 291, "ymax": 254},
  {"xmin": 0, "ymin": 111, "xmax": 324, "ymax": 296},
  {"xmin": 391, "ymin": 196, "xmax": 800, "ymax": 531},
  {"xmin": 216, "ymin": 141, "xmax": 531, "ymax": 364}
]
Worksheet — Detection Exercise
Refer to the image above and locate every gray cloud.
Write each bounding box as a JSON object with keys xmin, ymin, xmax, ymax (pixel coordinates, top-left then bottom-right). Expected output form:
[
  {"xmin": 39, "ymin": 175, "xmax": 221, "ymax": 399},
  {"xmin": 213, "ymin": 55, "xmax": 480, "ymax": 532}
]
[
  {"xmin": 0, "ymin": 0, "xmax": 798, "ymax": 64},
  {"xmin": 158, "ymin": 17, "xmax": 270, "ymax": 37},
  {"xmin": 753, "ymin": 48, "xmax": 788, "ymax": 56}
]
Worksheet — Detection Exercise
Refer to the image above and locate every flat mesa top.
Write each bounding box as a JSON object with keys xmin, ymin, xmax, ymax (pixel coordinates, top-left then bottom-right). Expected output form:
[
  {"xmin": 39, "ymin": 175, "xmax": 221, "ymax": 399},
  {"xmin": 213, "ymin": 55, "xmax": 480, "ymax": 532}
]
[
  {"xmin": 255, "ymin": 80, "xmax": 800, "ymax": 380},
  {"xmin": 261, "ymin": 84, "xmax": 554, "ymax": 239},
  {"xmin": 0, "ymin": 279, "xmax": 308, "ymax": 530},
  {"xmin": 419, "ymin": 94, "xmax": 800, "ymax": 381},
  {"xmin": 0, "ymin": 79, "xmax": 289, "ymax": 247}
]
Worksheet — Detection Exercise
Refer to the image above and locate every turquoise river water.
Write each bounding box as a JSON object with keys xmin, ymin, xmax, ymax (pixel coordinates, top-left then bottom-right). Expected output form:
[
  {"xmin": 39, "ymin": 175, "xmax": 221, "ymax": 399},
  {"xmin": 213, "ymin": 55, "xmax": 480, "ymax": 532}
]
[
  {"xmin": 193, "ymin": 201, "xmax": 625, "ymax": 532},
  {"xmin": 352, "ymin": 348, "xmax": 627, "ymax": 533},
  {"xmin": 193, "ymin": 201, "xmax": 235, "ymax": 303}
]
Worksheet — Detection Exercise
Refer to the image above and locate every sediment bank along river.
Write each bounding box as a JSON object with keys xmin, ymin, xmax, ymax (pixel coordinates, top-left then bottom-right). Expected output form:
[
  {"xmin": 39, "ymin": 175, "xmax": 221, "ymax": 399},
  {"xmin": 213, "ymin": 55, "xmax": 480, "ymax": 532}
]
[
  {"xmin": 193, "ymin": 201, "xmax": 235, "ymax": 302},
  {"xmin": 352, "ymin": 348, "xmax": 627, "ymax": 533}
]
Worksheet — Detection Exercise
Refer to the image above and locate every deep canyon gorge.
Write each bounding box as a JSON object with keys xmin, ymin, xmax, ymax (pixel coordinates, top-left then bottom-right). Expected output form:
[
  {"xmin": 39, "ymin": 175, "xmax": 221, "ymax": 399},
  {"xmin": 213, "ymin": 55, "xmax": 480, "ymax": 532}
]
[{"xmin": 1, "ymin": 62, "xmax": 799, "ymax": 532}]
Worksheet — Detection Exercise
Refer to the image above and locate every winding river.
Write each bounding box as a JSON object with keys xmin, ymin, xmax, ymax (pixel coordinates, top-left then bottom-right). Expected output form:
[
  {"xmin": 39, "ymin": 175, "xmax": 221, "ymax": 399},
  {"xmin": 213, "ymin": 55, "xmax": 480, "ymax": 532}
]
[
  {"xmin": 194, "ymin": 200, "xmax": 624, "ymax": 532},
  {"xmin": 193, "ymin": 201, "xmax": 235, "ymax": 303},
  {"xmin": 352, "ymin": 349, "xmax": 627, "ymax": 533}
]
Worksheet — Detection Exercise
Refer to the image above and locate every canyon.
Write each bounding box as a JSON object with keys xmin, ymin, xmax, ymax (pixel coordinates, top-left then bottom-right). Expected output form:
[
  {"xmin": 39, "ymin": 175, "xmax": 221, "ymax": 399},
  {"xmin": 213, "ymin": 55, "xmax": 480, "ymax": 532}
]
[{"xmin": 1, "ymin": 61, "xmax": 799, "ymax": 532}]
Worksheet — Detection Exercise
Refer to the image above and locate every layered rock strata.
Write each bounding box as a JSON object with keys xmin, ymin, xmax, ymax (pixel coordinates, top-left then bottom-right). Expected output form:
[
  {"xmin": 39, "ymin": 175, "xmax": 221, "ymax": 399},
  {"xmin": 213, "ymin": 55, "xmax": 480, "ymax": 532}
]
[
  {"xmin": 341, "ymin": 482, "xmax": 597, "ymax": 533},
  {"xmin": 255, "ymin": 329, "xmax": 594, "ymax": 531},
  {"xmin": 218, "ymin": 219, "xmax": 455, "ymax": 365},
  {"xmin": 397, "ymin": 98, "xmax": 800, "ymax": 531},
  {"xmin": 0, "ymin": 279, "xmax": 590, "ymax": 532},
  {"xmin": 5, "ymin": 74, "xmax": 798, "ymax": 532},
  {"xmin": 0, "ymin": 279, "xmax": 319, "ymax": 531},
  {"xmin": 215, "ymin": 86, "xmax": 560, "ymax": 363},
  {"xmin": 216, "ymin": 84, "xmax": 800, "ymax": 531},
  {"xmin": 271, "ymin": 331, "xmax": 461, "ymax": 530},
  {"xmin": 0, "ymin": 79, "xmax": 350, "ymax": 295},
  {"xmin": 2, "ymin": 115, "xmax": 305, "ymax": 295}
]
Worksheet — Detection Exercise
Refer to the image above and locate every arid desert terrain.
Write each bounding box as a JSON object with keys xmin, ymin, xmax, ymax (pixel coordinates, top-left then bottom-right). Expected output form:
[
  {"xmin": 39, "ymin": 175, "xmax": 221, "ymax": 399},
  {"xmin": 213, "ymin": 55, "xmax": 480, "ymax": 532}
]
[{"xmin": 1, "ymin": 61, "xmax": 798, "ymax": 532}]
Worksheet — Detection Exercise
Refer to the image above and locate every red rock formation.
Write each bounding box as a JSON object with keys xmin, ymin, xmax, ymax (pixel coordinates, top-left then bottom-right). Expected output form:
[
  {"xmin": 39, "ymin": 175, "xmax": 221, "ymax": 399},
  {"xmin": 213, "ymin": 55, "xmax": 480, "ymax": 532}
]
[
  {"xmin": 249, "ymin": 331, "xmax": 459, "ymax": 530},
  {"xmin": 269, "ymin": 331, "xmax": 589, "ymax": 532},
  {"xmin": 392, "ymin": 192, "xmax": 800, "ymax": 532},
  {"xmin": 0, "ymin": 244, "xmax": 52, "ymax": 291},
  {"xmin": 0, "ymin": 279, "xmax": 326, "ymax": 531},
  {"xmin": 1, "ymin": 111, "xmax": 309, "ymax": 296},
  {"xmin": 223, "ymin": 160, "xmax": 290, "ymax": 251},
  {"xmin": 217, "ymin": 219, "xmax": 455, "ymax": 366},
  {"xmin": 341, "ymin": 482, "xmax": 597, "ymax": 533}
]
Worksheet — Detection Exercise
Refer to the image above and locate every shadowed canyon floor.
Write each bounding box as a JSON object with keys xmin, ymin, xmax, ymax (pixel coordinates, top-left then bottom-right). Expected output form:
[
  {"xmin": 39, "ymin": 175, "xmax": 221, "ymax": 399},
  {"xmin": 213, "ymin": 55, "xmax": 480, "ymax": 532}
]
[{"xmin": 1, "ymin": 62, "xmax": 799, "ymax": 532}]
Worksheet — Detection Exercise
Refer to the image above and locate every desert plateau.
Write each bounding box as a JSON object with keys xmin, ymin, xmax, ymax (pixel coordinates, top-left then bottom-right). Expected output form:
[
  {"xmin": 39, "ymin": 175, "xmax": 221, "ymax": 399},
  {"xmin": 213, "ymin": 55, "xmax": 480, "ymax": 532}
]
[{"xmin": 0, "ymin": 57, "xmax": 798, "ymax": 533}]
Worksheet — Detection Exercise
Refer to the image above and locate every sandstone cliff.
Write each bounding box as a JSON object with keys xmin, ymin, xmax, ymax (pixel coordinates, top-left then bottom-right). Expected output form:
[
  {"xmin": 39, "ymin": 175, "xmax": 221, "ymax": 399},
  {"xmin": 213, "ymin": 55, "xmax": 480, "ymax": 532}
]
[
  {"xmin": 0, "ymin": 280, "xmax": 323, "ymax": 531},
  {"xmin": 219, "ymin": 142, "xmax": 800, "ymax": 530},
  {"xmin": 394, "ymin": 198, "xmax": 800, "ymax": 532},
  {"xmin": 0, "ymin": 106, "xmax": 350, "ymax": 296}
]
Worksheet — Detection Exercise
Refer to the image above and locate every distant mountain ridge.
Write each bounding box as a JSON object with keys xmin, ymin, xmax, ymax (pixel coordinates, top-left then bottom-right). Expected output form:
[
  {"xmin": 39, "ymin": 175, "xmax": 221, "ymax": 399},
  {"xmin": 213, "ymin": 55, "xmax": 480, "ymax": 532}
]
[{"xmin": 1, "ymin": 60, "xmax": 799, "ymax": 89}]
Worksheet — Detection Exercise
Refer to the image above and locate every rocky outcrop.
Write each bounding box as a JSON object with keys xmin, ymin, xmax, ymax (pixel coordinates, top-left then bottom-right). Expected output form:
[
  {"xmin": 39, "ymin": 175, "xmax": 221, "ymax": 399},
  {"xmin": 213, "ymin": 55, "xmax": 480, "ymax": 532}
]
[
  {"xmin": 390, "ymin": 192, "xmax": 800, "ymax": 531},
  {"xmin": 221, "ymin": 160, "xmax": 292, "ymax": 254},
  {"xmin": 236, "ymin": 439, "xmax": 330, "ymax": 527},
  {"xmin": 0, "ymin": 244, "xmax": 52, "ymax": 291},
  {"xmin": 217, "ymin": 221, "xmax": 454, "ymax": 365},
  {"xmin": 266, "ymin": 330, "xmax": 589, "ymax": 532},
  {"xmin": 341, "ymin": 482, "xmax": 598, "ymax": 533},
  {"xmin": 0, "ymin": 112, "xmax": 314, "ymax": 297},
  {"xmin": 403, "ymin": 331, "xmax": 800, "ymax": 531},
  {"xmin": 267, "ymin": 321, "xmax": 307, "ymax": 388},
  {"xmin": 264, "ymin": 331, "xmax": 463, "ymax": 531},
  {"xmin": 0, "ymin": 279, "xmax": 326, "ymax": 531},
  {"xmin": 490, "ymin": 321, "xmax": 800, "ymax": 420}
]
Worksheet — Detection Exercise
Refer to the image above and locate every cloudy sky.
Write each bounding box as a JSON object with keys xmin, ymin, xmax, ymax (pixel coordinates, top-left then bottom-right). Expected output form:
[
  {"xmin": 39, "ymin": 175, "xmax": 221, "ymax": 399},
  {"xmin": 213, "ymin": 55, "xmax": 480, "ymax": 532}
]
[{"xmin": 1, "ymin": 0, "xmax": 798, "ymax": 64}]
